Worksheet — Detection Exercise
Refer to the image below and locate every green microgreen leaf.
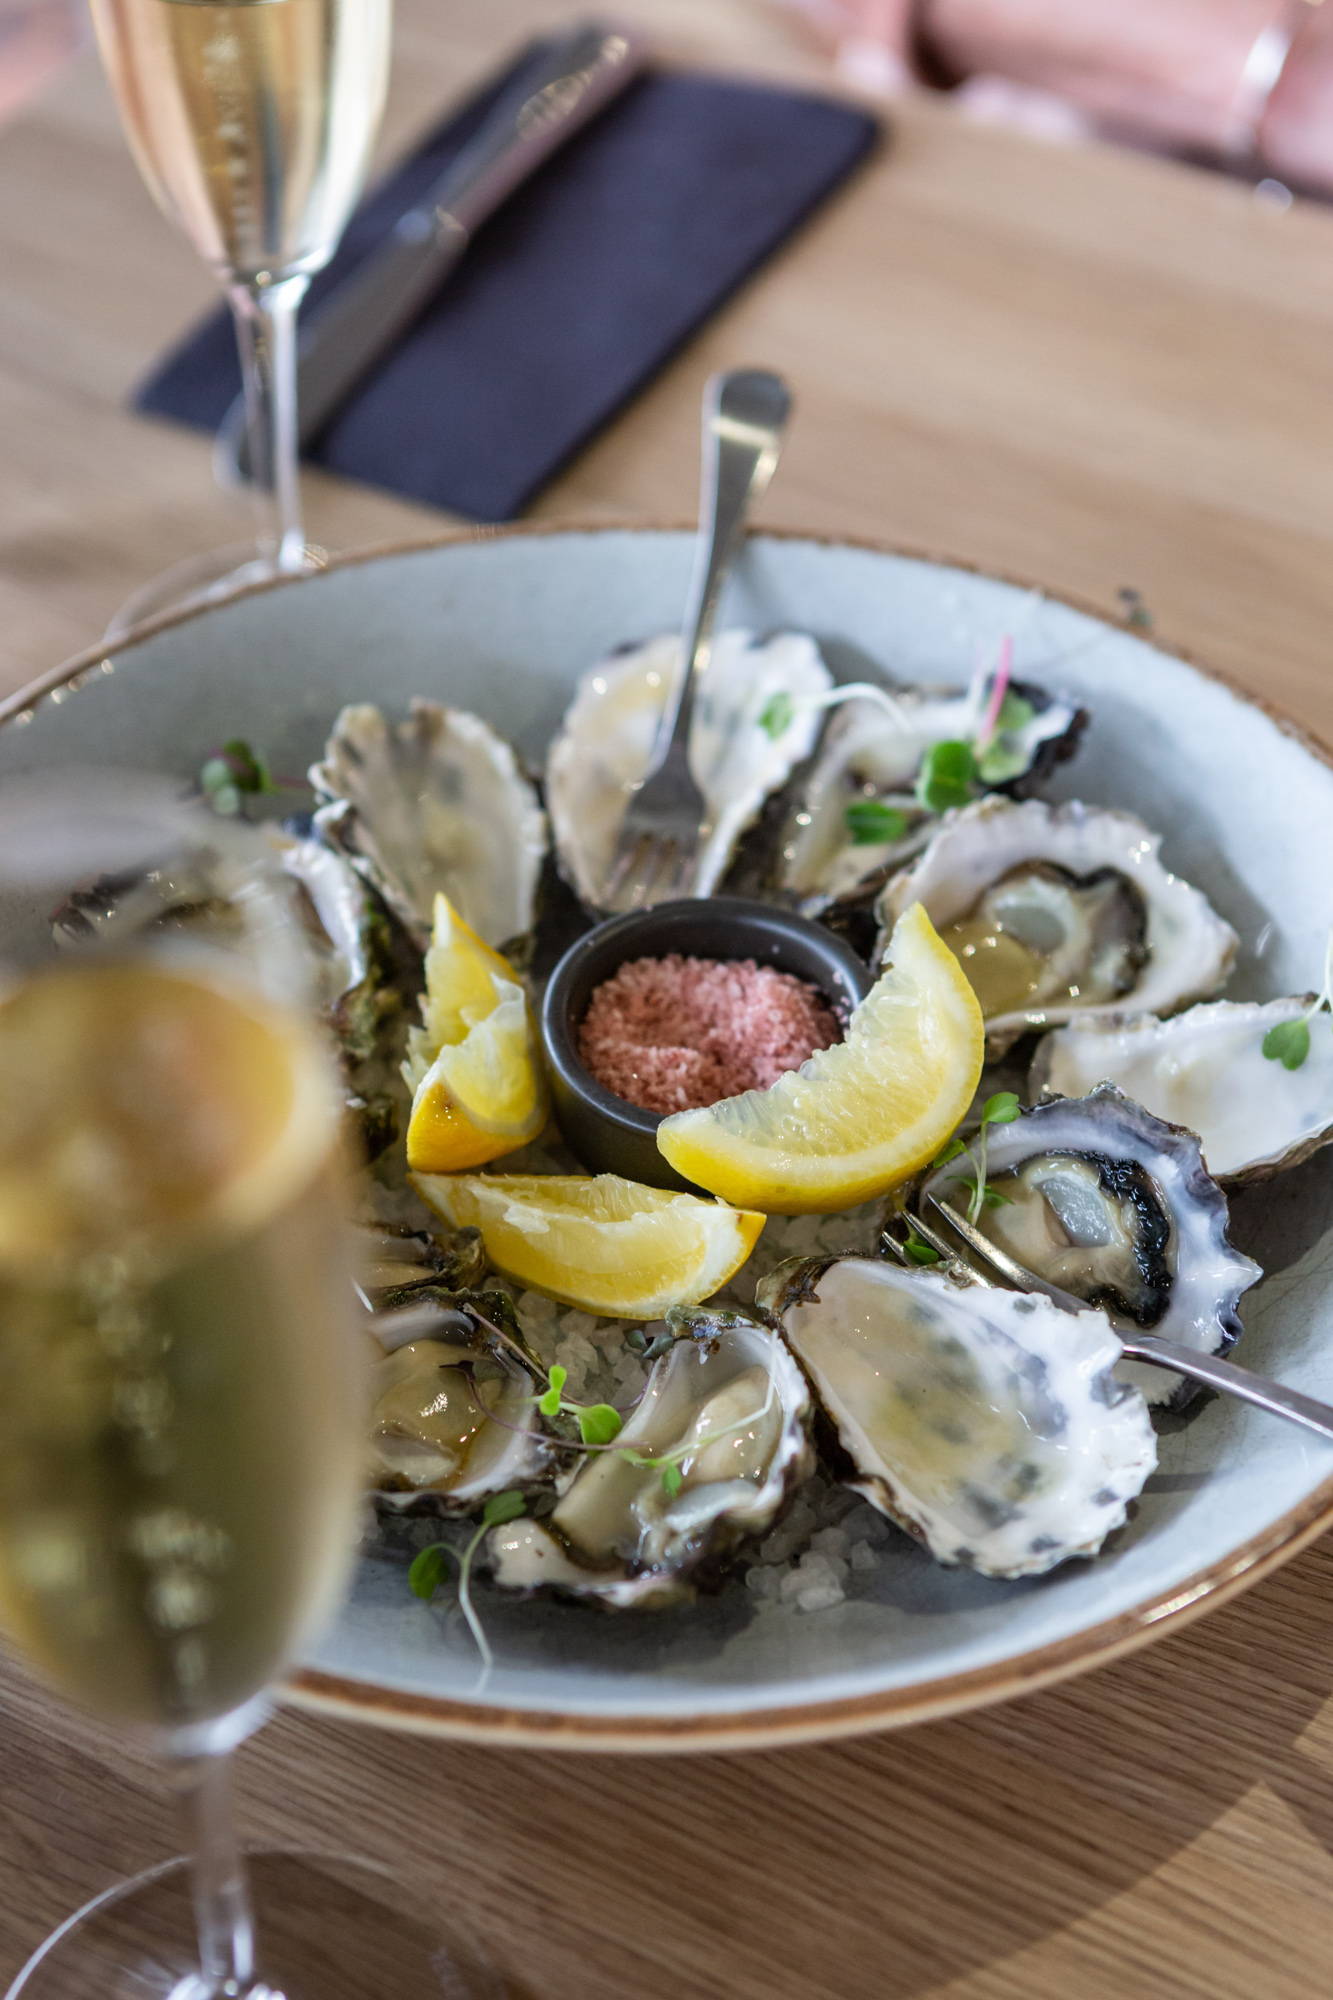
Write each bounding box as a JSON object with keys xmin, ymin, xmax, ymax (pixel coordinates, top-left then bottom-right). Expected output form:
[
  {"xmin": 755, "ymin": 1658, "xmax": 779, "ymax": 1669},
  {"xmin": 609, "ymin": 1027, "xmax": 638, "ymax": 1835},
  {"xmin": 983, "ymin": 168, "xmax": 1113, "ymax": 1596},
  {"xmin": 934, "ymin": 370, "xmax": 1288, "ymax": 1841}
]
[
  {"xmin": 844, "ymin": 798, "xmax": 909, "ymax": 847},
  {"xmin": 660, "ymin": 1462, "xmax": 685, "ymax": 1498},
  {"xmin": 198, "ymin": 738, "xmax": 278, "ymax": 819},
  {"xmin": 578, "ymin": 1403, "xmax": 623, "ymax": 1447},
  {"xmin": 982, "ymin": 1091, "xmax": 1022, "ymax": 1127},
  {"xmin": 220, "ymin": 738, "xmax": 274, "ymax": 795},
  {"xmin": 408, "ymin": 1544, "xmax": 452, "ymax": 1602},
  {"xmin": 537, "ymin": 1363, "xmax": 566, "ymax": 1418},
  {"xmin": 903, "ymin": 1232, "xmax": 942, "ymax": 1266},
  {"xmin": 1263, "ymin": 1019, "xmax": 1311, "ymax": 1071},
  {"xmin": 980, "ymin": 1186, "xmax": 1014, "ymax": 1208},
  {"xmin": 975, "ymin": 694, "xmax": 1039, "ymax": 784},
  {"xmin": 916, "ymin": 739, "xmax": 977, "ymax": 815},
  {"xmin": 932, "ymin": 1137, "xmax": 967, "ymax": 1169},
  {"xmin": 759, "ymin": 692, "xmax": 795, "ymax": 740},
  {"xmin": 199, "ymin": 757, "xmax": 242, "ymax": 817},
  {"xmin": 994, "ymin": 691, "xmax": 1036, "ymax": 734},
  {"xmin": 482, "ymin": 1489, "xmax": 526, "ymax": 1529}
]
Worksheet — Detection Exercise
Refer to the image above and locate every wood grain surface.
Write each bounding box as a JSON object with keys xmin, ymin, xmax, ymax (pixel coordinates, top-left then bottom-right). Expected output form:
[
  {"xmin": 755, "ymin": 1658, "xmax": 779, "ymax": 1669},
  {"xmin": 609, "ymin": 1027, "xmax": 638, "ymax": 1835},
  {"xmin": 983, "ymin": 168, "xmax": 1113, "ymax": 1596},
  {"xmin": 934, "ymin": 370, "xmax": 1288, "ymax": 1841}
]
[{"xmin": 4, "ymin": 2, "xmax": 1333, "ymax": 1994}]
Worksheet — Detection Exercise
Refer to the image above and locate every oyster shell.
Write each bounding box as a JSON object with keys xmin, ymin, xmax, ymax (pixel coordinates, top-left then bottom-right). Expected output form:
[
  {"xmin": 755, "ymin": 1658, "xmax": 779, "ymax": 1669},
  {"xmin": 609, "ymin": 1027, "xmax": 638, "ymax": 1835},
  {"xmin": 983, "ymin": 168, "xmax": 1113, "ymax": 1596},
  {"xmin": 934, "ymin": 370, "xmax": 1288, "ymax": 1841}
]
[
  {"xmin": 51, "ymin": 860, "xmax": 233, "ymax": 947},
  {"xmin": 369, "ymin": 1290, "xmax": 552, "ymax": 1515},
  {"xmin": 775, "ymin": 680, "xmax": 1085, "ymax": 914},
  {"xmin": 545, "ymin": 630, "xmax": 832, "ymax": 910},
  {"xmin": 917, "ymin": 1085, "xmax": 1260, "ymax": 1406},
  {"xmin": 277, "ymin": 832, "xmax": 394, "ymax": 1064},
  {"xmin": 876, "ymin": 799, "xmax": 1237, "ymax": 1054},
  {"xmin": 1030, "ymin": 999, "xmax": 1333, "ymax": 1185},
  {"xmin": 353, "ymin": 1221, "xmax": 488, "ymax": 1307},
  {"xmin": 310, "ymin": 701, "xmax": 547, "ymax": 953},
  {"xmin": 487, "ymin": 1305, "xmax": 814, "ymax": 1608},
  {"xmin": 760, "ymin": 1255, "xmax": 1156, "ymax": 1578}
]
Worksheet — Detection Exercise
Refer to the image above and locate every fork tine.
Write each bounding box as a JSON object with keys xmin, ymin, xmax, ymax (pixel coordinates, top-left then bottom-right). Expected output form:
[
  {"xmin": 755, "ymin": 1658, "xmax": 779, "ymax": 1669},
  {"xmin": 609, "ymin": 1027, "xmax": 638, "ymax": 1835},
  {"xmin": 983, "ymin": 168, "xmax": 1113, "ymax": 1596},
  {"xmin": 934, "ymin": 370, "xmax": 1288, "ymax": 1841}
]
[
  {"xmin": 640, "ymin": 836, "xmax": 682, "ymax": 909},
  {"xmin": 602, "ymin": 830, "xmax": 654, "ymax": 910},
  {"xmin": 921, "ymin": 1193, "xmax": 1086, "ymax": 1312}
]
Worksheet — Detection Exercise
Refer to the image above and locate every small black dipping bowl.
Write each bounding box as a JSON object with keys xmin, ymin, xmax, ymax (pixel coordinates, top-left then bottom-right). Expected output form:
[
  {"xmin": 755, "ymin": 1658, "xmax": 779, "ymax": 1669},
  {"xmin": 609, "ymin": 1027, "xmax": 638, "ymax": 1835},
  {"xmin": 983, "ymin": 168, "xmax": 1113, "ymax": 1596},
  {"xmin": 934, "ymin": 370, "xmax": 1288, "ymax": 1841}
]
[{"xmin": 541, "ymin": 898, "xmax": 875, "ymax": 1195}]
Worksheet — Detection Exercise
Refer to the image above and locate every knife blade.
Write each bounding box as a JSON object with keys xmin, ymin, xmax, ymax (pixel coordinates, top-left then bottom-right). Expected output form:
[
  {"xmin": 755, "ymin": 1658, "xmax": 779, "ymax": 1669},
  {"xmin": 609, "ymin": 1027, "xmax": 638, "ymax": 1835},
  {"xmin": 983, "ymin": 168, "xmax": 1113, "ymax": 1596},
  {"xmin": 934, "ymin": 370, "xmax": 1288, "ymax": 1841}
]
[{"xmin": 221, "ymin": 19, "xmax": 648, "ymax": 480}]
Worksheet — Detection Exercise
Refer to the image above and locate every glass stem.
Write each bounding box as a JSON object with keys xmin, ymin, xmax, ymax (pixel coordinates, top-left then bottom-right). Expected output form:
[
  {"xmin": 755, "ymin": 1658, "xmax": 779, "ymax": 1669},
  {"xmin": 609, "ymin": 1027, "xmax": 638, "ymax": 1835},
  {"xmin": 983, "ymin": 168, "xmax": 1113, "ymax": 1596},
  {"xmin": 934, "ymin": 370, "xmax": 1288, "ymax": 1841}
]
[
  {"xmin": 226, "ymin": 273, "xmax": 310, "ymax": 575},
  {"xmin": 173, "ymin": 1748, "xmax": 257, "ymax": 1997}
]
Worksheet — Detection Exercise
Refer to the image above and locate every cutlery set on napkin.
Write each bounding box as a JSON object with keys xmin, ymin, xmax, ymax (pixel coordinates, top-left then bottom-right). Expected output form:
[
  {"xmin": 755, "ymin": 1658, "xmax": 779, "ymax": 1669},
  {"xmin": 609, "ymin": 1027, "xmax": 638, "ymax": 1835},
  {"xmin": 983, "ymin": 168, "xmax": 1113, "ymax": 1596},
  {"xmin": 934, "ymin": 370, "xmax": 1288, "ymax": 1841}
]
[{"xmin": 136, "ymin": 19, "xmax": 880, "ymax": 522}]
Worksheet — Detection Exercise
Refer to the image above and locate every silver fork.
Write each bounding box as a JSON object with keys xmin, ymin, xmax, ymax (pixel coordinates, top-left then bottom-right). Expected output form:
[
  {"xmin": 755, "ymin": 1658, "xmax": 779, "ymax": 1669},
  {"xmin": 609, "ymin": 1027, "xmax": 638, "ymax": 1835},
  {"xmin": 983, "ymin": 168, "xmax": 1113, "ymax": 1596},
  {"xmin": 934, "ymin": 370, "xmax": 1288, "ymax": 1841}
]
[
  {"xmin": 598, "ymin": 367, "xmax": 792, "ymax": 914},
  {"xmin": 909, "ymin": 1191, "xmax": 1333, "ymax": 1444}
]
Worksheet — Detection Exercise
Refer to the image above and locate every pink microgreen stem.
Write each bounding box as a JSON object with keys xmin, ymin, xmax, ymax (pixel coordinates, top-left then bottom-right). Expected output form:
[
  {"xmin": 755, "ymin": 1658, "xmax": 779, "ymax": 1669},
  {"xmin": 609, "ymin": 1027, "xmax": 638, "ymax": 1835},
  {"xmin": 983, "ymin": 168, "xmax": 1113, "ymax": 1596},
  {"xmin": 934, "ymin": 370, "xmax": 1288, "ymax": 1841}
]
[{"xmin": 974, "ymin": 636, "xmax": 1014, "ymax": 754}]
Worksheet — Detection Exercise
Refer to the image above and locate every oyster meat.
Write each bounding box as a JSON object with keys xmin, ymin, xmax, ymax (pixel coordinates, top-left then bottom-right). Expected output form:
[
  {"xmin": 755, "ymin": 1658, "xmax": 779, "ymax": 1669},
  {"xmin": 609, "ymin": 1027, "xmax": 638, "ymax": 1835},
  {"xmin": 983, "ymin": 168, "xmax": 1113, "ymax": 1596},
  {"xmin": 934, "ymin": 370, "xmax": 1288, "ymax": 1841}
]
[
  {"xmin": 776, "ymin": 679, "xmax": 1085, "ymax": 914},
  {"xmin": 545, "ymin": 630, "xmax": 832, "ymax": 910},
  {"xmin": 918, "ymin": 1085, "xmax": 1260, "ymax": 1405},
  {"xmin": 761, "ymin": 1255, "xmax": 1156, "ymax": 1577},
  {"xmin": 488, "ymin": 1305, "xmax": 814, "ymax": 1607},
  {"xmin": 1030, "ymin": 999, "xmax": 1333, "ymax": 1184},
  {"xmin": 310, "ymin": 701, "xmax": 547, "ymax": 953},
  {"xmin": 876, "ymin": 799, "xmax": 1237, "ymax": 1053},
  {"xmin": 369, "ymin": 1291, "xmax": 551, "ymax": 1515}
]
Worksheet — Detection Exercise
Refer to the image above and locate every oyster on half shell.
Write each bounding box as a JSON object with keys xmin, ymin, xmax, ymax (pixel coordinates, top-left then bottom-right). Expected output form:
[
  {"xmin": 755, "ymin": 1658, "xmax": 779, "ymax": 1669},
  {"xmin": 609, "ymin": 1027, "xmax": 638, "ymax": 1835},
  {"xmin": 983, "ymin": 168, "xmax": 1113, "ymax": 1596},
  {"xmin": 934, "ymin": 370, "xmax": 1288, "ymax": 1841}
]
[
  {"xmin": 545, "ymin": 630, "xmax": 832, "ymax": 910},
  {"xmin": 369, "ymin": 1290, "xmax": 552, "ymax": 1516},
  {"xmin": 310, "ymin": 701, "xmax": 547, "ymax": 954},
  {"xmin": 774, "ymin": 679, "xmax": 1085, "ymax": 915},
  {"xmin": 917, "ymin": 1085, "xmax": 1260, "ymax": 1406},
  {"xmin": 487, "ymin": 1305, "xmax": 814, "ymax": 1608},
  {"xmin": 1030, "ymin": 998, "xmax": 1333, "ymax": 1185},
  {"xmin": 760, "ymin": 1255, "xmax": 1157, "ymax": 1578},
  {"xmin": 876, "ymin": 798, "xmax": 1237, "ymax": 1054}
]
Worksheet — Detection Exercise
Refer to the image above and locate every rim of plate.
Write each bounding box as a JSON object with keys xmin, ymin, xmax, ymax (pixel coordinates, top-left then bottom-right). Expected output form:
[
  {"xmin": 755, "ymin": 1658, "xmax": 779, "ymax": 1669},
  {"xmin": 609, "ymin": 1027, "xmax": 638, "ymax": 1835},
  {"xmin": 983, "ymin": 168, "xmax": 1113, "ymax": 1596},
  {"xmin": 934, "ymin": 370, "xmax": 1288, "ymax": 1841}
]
[{"xmin": 9, "ymin": 520, "xmax": 1333, "ymax": 1754}]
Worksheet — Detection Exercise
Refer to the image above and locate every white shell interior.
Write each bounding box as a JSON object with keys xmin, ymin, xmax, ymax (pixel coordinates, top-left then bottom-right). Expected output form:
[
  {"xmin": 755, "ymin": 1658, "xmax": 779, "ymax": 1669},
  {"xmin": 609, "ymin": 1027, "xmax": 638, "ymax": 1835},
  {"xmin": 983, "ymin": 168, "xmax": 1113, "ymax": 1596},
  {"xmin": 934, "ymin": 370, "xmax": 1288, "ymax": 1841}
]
[
  {"xmin": 1033, "ymin": 1000, "xmax": 1333, "ymax": 1181},
  {"xmin": 3, "ymin": 531, "xmax": 1332, "ymax": 1738},
  {"xmin": 777, "ymin": 1260, "xmax": 1157, "ymax": 1576}
]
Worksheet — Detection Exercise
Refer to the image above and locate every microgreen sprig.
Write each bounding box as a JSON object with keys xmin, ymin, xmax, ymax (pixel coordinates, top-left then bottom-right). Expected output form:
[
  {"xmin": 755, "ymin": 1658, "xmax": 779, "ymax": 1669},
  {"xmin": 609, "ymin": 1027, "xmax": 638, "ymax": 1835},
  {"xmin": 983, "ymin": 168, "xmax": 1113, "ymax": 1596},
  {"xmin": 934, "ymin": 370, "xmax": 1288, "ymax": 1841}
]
[
  {"xmin": 901, "ymin": 1230, "xmax": 943, "ymax": 1266},
  {"xmin": 933, "ymin": 1090, "xmax": 1022, "ymax": 1225},
  {"xmin": 198, "ymin": 738, "xmax": 305, "ymax": 819},
  {"xmin": 844, "ymin": 799, "xmax": 909, "ymax": 846},
  {"xmin": 535, "ymin": 1363, "xmax": 624, "ymax": 1446},
  {"xmin": 1262, "ymin": 932, "xmax": 1333, "ymax": 1071},
  {"xmin": 617, "ymin": 1360, "xmax": 779, "ymax": 1497},
  {"xmin": 198, "ymin": 739, "xmax": 276, "ymax": 818},
  {"xmin": 408, "ymin": 1488, "xmax": 527, "ymax": 1671}
]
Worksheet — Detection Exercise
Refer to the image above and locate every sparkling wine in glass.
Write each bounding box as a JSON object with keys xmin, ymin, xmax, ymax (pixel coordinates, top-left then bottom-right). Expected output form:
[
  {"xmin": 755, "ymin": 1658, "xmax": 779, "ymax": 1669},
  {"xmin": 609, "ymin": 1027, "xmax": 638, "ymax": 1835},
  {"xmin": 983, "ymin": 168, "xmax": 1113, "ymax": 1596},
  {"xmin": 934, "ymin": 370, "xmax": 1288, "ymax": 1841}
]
[
  {"xmin": 88, "ymin": 0, "xmax": 393, "ymax": 630},
  {"xmin": 0, "ymin": 776, "xmax": 500, "ymax": 2000}
]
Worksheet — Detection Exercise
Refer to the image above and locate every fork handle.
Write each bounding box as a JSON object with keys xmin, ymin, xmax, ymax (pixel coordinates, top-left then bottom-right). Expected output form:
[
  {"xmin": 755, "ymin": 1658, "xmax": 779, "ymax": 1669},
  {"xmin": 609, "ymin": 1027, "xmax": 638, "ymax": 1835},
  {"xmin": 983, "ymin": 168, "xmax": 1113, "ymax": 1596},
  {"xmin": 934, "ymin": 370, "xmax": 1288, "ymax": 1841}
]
[
  {"xmin": 647, "ymin": 368, "xmax": 793, "ymax": 779},
  {"xmin": 1121, "ymin": 1333, "xmax": 1333, "ymax": 1444}
]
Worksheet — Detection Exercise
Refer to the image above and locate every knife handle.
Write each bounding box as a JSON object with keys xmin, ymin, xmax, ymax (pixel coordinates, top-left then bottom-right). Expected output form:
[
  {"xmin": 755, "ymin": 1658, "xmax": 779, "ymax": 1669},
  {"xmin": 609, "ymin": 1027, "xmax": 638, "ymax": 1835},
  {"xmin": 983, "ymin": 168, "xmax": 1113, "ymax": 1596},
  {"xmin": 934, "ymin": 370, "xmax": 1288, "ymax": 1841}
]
[{"xmin": 223, "ymin": 20, "xmax": 648, "ymax": 474}]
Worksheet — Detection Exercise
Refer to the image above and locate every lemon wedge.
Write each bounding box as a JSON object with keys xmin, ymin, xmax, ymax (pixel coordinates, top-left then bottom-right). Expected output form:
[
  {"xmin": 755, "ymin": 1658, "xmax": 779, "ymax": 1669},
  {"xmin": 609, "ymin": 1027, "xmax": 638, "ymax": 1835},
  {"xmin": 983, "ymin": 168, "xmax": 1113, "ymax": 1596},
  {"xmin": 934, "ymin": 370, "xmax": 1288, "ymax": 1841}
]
[
  {"xmin": 412, "ymin": 1172, "xmax": 765, "ymax": 1319},
  {"xmin": 404, "ymin": 895, "xmax": 546, "ymax": 1173},
  {"xmin": 656, "ymin": 903, "xmax": 984, "ymax": 1214}
]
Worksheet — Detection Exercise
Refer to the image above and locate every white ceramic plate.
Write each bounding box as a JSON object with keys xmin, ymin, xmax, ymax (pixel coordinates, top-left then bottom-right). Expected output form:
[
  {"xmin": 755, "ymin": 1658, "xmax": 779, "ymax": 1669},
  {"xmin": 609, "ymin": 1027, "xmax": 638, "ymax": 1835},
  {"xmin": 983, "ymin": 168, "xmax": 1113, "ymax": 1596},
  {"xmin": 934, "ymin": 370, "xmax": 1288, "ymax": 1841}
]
[{"xmin": 6, "ymin": 527, "xmax": 1333, "ymax": 1754}]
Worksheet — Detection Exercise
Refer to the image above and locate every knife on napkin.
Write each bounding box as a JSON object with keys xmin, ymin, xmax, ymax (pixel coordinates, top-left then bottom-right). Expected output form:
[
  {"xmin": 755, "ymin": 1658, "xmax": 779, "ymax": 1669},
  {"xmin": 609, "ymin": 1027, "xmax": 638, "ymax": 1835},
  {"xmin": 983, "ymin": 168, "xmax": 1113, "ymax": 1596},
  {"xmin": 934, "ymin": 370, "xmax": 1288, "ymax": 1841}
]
[{"xmin": 222, "ymin": 18, "xmax": 647, "ymax": 479}]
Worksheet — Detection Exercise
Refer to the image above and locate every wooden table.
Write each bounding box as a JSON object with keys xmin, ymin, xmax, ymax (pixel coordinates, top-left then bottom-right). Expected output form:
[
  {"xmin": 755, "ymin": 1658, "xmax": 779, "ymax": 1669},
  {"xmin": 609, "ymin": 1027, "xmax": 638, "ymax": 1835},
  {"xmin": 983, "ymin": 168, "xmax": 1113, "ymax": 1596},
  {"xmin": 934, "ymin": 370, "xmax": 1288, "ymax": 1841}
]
[{"xmin": 4, "ymin": 4, "xmax": 1333, "ymax": 1995}]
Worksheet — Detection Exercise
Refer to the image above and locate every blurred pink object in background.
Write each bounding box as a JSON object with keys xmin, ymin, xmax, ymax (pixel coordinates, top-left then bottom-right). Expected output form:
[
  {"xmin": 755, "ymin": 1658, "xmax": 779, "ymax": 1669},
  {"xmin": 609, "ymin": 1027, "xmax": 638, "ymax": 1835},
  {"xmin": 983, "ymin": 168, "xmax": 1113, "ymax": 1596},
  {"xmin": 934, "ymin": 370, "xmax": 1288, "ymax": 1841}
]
[
  {"xmin": 0, "ymin": 0, "xmax": 81, "ymax": 122},
  {"xmin": 776, "ymin": 0, "xmax": 1333, "ymax": 197}
]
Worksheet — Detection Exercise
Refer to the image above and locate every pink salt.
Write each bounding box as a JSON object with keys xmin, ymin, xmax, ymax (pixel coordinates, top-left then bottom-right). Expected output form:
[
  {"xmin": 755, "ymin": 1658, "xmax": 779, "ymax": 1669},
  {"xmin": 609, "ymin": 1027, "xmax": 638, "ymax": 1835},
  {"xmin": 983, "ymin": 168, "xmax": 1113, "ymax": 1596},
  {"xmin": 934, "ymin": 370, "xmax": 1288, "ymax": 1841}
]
[{"xmin": 578, "ymin": 953, "xmax": 842, "ymax": 1116}]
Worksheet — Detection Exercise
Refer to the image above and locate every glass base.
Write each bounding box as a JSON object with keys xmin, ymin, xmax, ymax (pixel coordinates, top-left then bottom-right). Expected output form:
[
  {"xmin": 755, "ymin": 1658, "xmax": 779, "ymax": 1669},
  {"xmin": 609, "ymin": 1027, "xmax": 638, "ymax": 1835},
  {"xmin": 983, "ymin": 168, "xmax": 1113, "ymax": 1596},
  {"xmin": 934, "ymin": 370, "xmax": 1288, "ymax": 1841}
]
[
  {"xmin": 104, "ymin": 543, "xmax": 328, "ymax": 643},
  {"xmin": 7, "ymin": 1850, "xmax": 503, "ymax": 1999}
]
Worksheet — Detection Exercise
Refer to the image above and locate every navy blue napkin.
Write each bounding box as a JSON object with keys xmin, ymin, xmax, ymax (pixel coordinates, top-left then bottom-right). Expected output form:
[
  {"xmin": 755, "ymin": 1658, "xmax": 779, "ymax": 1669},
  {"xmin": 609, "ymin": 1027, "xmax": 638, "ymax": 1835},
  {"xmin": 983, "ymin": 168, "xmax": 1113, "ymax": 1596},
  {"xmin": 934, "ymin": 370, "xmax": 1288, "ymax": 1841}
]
[{"xmin": 135, "ymin": 62, "xmax": 880, "ymax": 523}]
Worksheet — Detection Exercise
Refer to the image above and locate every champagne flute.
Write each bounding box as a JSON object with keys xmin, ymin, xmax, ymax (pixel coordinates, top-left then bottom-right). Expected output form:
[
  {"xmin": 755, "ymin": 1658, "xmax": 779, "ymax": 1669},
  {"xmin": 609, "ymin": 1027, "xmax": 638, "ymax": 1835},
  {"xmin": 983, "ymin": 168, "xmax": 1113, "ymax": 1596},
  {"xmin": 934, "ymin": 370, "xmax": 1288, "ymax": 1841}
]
[
  {"xmin": 0, "ymin": 775, "xmax": 501, "ymax": 2000},
  {"xmin": 89, "ymin": 0, "xmax": 393, "ymax": 632}
]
